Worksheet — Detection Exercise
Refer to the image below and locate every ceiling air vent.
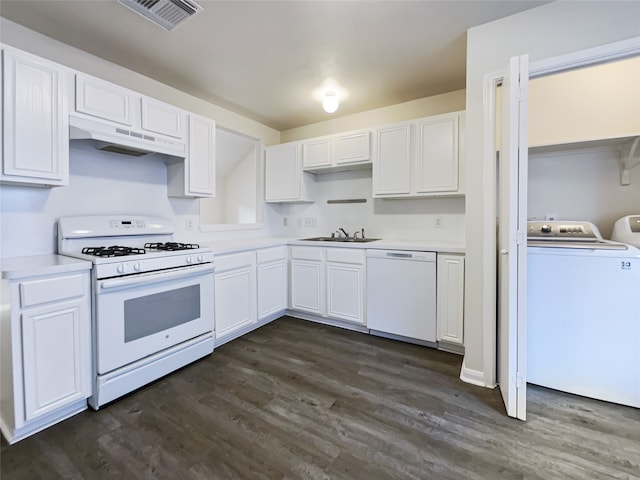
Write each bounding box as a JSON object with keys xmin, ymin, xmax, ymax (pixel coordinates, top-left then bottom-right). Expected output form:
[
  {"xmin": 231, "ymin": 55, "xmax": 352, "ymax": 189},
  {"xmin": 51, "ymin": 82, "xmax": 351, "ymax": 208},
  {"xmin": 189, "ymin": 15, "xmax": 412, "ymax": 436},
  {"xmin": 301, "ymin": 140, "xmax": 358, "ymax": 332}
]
[{"xmin": 118, "ymin": 0, "xmax": 203, "ymax": 31}]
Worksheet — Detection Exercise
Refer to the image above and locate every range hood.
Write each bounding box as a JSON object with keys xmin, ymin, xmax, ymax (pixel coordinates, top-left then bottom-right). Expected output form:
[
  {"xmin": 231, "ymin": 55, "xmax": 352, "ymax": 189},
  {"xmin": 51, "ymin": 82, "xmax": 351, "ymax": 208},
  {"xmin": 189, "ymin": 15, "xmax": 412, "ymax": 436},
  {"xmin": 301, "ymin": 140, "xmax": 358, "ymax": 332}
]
[{"xmin": 69, "ymin": 115, "xmax": 187, "ymax": 158}]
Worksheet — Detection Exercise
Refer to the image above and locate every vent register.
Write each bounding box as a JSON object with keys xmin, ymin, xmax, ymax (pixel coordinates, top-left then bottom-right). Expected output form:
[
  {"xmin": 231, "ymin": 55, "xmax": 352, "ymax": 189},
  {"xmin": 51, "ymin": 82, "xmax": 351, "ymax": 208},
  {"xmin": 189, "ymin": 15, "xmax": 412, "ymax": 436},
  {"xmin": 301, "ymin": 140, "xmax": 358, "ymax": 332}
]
[{"xmin": 118, "ymin": 0, "xmax": 203, "ymax": 31}]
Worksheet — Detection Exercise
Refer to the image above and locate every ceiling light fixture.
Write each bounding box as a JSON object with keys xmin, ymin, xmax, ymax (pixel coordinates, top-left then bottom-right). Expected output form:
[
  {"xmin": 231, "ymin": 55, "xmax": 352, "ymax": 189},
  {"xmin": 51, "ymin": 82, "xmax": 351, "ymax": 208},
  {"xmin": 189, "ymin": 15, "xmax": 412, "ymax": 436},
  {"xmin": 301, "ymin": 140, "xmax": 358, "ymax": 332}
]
[{"xmin": 322, "ymin": 92, "xmax": 339, "ymax": 113}]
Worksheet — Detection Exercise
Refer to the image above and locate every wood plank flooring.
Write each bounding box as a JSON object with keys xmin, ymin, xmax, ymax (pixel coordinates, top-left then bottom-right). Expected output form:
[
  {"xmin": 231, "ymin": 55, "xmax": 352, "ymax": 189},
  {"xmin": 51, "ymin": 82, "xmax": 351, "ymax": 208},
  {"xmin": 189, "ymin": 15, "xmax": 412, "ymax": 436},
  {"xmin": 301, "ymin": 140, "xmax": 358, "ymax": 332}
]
[{"xmin": 2, "ymin": 316, "xmax": 639, "ymax": 479}]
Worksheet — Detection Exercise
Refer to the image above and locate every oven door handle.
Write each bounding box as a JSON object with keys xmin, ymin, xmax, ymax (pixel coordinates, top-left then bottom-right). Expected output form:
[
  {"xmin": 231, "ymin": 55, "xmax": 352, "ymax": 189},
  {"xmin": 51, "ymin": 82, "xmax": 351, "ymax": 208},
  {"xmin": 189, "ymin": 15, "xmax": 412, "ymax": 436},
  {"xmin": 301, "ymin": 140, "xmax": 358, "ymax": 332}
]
[{"xmin": 98, "ymin": 264, "xmax": 215, "ymax": 291}]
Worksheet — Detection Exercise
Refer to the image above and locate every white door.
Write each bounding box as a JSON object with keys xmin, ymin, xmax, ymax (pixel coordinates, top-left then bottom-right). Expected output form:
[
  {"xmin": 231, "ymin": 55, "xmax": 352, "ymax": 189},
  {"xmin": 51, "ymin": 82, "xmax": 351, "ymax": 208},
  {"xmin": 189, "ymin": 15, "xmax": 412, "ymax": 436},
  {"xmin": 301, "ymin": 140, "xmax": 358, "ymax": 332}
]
[{"xmin": 498, "ymin": 54, "xmax": 529, "ymax": 420}]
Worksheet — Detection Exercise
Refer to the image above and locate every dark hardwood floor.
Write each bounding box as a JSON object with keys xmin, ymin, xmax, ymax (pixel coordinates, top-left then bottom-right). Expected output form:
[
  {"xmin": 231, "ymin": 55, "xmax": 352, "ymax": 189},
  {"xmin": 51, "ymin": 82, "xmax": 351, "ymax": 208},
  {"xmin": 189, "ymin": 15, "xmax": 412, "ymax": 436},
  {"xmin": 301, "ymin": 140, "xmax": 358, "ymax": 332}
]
[{"xmin": 2, "ymin": 316, "xmax": 639, "ymax": 479}]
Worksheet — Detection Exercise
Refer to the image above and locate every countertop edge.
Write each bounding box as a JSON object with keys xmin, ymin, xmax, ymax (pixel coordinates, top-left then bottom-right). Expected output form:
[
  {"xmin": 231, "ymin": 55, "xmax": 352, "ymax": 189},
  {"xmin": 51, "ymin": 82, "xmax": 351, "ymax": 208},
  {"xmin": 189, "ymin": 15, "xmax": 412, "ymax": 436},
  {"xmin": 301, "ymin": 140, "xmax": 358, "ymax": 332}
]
[
  {"xmin": 202, "ymin": 237, "xmax": 465, "ymax": 255},
  {"xmin": 1, "ymin": 254, "xmax": 92, "ymax": 280}
]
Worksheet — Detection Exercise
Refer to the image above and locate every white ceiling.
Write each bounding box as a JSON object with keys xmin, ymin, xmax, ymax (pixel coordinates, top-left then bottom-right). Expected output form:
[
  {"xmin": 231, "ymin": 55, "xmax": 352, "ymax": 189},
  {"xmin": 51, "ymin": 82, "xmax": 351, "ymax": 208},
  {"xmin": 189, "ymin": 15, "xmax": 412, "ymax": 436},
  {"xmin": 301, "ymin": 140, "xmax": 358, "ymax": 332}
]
[{"xmin": 0, "ymin": 0, "xmax": 548, "ymax": 131}]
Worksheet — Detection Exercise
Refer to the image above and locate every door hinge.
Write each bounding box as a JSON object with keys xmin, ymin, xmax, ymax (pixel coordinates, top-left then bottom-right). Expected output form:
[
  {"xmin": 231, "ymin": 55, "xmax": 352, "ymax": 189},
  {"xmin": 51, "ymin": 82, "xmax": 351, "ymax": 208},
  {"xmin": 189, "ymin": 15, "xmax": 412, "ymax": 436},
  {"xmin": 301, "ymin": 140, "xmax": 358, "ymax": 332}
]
[{"xmin": 514, "ymin": 373, "xmax": 525, "ymax": 388}]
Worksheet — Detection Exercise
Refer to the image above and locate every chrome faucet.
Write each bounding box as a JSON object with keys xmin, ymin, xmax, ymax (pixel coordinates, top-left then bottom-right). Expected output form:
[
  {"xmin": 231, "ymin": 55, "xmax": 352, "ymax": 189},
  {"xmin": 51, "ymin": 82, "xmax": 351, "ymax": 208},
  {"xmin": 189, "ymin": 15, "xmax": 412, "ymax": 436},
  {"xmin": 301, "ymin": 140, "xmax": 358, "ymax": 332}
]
[
  {"xmin": 339, "ymin": 227, "xmax": 349, "ymax": 238},
  {"xmin": 354, "ymin": 228, "xmax": 365, "ymax": 239}
]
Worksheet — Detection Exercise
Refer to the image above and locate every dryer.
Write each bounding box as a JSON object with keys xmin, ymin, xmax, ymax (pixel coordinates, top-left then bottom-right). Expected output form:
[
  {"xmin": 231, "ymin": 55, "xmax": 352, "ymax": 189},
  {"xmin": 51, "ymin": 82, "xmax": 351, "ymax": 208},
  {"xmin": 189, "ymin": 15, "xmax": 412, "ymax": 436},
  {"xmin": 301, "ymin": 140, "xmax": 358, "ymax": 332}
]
[{"xmin": 527, "ymin": 221, "xmax": 640, "ymax": 408}]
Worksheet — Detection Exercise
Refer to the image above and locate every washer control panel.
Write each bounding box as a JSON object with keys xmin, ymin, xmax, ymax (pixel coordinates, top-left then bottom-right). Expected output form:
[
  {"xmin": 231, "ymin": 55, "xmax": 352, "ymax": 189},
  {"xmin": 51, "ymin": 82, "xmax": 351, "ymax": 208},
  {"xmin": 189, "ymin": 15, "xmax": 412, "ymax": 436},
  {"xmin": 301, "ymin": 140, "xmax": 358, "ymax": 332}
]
[{"xmin": 527, "ymin": 221, "xmax": 602, "ymax": 241}]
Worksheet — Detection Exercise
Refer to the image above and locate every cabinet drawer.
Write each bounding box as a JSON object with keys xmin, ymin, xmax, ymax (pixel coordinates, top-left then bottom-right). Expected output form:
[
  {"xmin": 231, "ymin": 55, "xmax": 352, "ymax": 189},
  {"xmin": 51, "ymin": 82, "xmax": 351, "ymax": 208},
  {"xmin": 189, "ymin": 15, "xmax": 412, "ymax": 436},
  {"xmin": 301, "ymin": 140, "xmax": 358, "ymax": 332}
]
[
  {"xmin": 20, "ymin": 274, "xmax": 86, "ymax": 308},
  {"xmin": 290, "ymin": 246, "xmax": 323, "ymax": 262},
  {"xmin": 257, "ymin": 246, "xmax": 287, "ymax": 264},
  {"xmin": 326, "ymin": 248, "xmax": 364, "ymax": 265},
  {"xmin": 215, "ymin": 251, "xmax": 256, "ymax": 273}
]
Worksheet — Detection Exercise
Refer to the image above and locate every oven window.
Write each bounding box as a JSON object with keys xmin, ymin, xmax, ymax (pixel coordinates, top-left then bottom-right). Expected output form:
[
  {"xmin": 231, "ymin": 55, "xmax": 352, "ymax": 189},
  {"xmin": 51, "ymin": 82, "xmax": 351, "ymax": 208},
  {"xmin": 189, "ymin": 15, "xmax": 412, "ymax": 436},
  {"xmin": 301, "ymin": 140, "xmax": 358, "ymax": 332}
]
[{"xmin": 124, "ymin": 285, "xmax": 201, "ymax": 342}]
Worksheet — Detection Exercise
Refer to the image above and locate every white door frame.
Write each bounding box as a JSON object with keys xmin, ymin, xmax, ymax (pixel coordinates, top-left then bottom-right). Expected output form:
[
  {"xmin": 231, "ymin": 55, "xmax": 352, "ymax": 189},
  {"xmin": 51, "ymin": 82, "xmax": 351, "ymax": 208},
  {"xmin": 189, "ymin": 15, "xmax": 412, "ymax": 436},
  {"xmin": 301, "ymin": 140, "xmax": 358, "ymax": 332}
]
[{"xmin": 481, "ymin": 36, "xmax": 640, "ymax": 391}]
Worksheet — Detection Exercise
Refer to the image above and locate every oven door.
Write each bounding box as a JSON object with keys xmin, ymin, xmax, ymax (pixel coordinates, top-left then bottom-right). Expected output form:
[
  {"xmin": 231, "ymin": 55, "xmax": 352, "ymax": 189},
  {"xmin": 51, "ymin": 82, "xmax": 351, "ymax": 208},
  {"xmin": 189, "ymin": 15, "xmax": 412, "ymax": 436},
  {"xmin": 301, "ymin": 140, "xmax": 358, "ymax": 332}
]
[{"xmin": 95, "ymin": 263, "xmax": 214, "ymax": 374}]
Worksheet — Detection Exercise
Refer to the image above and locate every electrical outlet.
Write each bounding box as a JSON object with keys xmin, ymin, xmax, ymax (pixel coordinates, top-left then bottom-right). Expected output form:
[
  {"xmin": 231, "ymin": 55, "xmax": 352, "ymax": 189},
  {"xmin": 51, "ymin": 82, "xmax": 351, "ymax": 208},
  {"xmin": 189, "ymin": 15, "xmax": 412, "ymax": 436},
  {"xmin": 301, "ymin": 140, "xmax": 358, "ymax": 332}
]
[
  {"xmin": 310, "ymin": 217, "xmax": 316, "ymax": 227},
  {"xmin": 434, "ymin": 216, "xmax": 443, "ymax": 228},
  {"xmin": 297, "ymin": 217, "xmax": 303, "ymax": 227},
  {"xmin": 186, "ymin": 217, "xmax": 193, "ymax": 231},
  {"xmin": 283, "ymin": 217, "xmax": 288, "ymax": 227}
]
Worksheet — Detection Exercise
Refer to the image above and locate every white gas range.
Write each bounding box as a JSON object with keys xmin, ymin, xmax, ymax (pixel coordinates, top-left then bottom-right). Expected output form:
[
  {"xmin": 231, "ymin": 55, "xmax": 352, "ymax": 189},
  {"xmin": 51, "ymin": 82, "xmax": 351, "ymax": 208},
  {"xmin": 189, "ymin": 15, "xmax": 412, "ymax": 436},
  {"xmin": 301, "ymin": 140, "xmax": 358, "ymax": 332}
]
[{"xmin": 58, "ymin": 215, "xmax": 215, "ymax": 409}]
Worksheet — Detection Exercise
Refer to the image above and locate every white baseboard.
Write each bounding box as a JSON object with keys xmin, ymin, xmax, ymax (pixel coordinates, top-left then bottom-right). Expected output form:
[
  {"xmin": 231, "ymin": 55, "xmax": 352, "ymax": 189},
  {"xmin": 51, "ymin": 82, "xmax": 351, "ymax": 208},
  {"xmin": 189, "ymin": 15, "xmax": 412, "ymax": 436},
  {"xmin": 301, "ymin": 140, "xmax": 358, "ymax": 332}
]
[{"xmin": 459, "ymin": 357, "xmax": 487, "ymax": 387}]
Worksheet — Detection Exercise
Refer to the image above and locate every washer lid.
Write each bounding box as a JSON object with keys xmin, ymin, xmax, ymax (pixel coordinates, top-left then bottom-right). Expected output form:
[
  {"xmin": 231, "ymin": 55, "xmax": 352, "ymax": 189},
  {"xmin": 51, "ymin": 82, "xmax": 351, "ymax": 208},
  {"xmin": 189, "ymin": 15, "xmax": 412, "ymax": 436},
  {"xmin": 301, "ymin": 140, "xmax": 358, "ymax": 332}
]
[{"xmin": 611, "ymin": 215, "xmax": 640, "ymax": 247}]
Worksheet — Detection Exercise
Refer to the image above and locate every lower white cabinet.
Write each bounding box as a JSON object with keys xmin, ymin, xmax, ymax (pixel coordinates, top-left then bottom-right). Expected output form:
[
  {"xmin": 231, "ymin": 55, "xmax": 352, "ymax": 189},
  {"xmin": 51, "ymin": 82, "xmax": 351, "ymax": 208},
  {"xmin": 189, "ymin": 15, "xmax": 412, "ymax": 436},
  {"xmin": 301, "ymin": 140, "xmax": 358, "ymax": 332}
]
[
  {"xmin": 326, "ymin": 248, "xmax": 365, "ymax": 324},
  {"xmin": 289, "ymin": 246, "xmax": 365, "ymax": 325},
  {"xmin": 257, "ymin": 247, "xmax": 288, "ymax": 320},
  {"xmin": 436, "ymin": 254, "xmax": 465, "ymax": 346},
  {"xmin": 1, "ymin": 258, "xmax": 92, "ymax": 444},
  {"xmin": 214, "ymin": 246, "xmax": 288, "ymax": 344},
  {"xmin": 290, "ymin": 247, "xmax": 324, "ymax": 315},
  {"xmin": 214, "ymin": 251, "xmax": 257, "ymax": 339}
]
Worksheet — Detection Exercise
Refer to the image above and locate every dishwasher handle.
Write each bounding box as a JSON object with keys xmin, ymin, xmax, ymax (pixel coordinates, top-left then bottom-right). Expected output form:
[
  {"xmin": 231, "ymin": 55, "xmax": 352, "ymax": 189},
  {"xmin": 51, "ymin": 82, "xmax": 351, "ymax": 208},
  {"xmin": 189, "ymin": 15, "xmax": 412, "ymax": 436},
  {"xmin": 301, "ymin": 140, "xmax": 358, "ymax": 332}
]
[{"xmin": 366, "ymin": 249, "xmax": 436, "ymax": 262}]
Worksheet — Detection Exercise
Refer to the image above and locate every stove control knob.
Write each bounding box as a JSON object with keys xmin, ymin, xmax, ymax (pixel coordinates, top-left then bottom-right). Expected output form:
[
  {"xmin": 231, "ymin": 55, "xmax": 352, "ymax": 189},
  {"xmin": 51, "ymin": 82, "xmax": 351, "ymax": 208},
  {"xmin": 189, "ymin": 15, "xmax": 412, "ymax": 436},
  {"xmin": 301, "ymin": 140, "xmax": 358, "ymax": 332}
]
[
  {"xmin": 197, "ymin": 254, "xmax": 204, "ymax": 263},
  {"xmin": 186, "ymin": 255, "xmax": 193, "ymax": 264},
  {"xmin": 134, "ymin": 262, "xmax": 142, "ymax": 272},
  {"xmin": 117, "ymin": 264, "xmax": 126, "ymax": 274},
  {"xmin": 541, "ymin": 224, "xmax": 552, "ymax": 234}
]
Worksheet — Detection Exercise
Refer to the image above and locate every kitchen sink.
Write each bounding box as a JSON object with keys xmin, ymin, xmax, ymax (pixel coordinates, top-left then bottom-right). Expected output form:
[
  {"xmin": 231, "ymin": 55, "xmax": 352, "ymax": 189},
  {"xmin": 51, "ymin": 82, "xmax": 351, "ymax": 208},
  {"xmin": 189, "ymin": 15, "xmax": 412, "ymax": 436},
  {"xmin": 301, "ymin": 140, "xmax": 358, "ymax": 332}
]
[{"xmin": 299, "ymin": 237, "xmax": 381, "ymax": 243}]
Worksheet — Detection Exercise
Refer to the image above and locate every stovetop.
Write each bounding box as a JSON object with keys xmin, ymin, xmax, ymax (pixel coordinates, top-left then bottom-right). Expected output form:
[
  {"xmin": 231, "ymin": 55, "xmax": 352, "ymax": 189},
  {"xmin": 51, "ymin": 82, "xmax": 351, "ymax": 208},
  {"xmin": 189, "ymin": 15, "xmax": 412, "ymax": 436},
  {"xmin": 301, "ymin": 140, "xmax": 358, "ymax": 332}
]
[{"xmin": 57, "ymin": 215, "xmax": 214, "ymax": 278}]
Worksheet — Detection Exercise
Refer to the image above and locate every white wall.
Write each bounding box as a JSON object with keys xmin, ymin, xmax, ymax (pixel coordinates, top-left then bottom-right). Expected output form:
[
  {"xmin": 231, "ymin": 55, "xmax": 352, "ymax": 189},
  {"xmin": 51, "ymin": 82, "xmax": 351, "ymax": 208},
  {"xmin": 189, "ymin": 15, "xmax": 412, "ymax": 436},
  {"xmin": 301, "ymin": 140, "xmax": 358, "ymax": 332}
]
[
  {"xmin": 464, "ymin": 1, "xmax": 640, "ymax": 386},
  {"xmin": 279, "ymin": 169, "xmax": 465, "ymax": 242},
  {"xmin": 0, "ymin": 18, "xmax": 283, "ymax": 257},
  {"xmin": 224, "ymin": 150, "xmax": 257, "ymax": 224},
  {"xmin": 528, "ymin": 145, "xmax": 640, "ymax": 238},
  {"xmin": 281, "ymin": 90, "xmax": 465, "ymax": 142}
]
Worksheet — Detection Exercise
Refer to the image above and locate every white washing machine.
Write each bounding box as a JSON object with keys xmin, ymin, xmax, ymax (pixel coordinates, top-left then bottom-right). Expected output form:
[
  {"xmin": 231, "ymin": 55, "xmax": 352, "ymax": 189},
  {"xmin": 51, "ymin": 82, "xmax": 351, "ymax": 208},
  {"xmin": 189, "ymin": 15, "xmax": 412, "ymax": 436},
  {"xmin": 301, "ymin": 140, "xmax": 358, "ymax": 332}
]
[{"xmin": 527, "ymin": 220, "xmax": 640, "ymax": 408}]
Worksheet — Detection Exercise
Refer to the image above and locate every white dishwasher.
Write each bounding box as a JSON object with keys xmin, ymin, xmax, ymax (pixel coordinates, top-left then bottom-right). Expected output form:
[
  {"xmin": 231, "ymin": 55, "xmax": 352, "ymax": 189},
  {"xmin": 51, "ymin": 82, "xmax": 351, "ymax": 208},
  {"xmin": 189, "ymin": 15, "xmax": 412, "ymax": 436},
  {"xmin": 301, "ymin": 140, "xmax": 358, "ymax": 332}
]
[{"xmin": 366, "ymin": 250, "xmax": 437, "ymax": 343}]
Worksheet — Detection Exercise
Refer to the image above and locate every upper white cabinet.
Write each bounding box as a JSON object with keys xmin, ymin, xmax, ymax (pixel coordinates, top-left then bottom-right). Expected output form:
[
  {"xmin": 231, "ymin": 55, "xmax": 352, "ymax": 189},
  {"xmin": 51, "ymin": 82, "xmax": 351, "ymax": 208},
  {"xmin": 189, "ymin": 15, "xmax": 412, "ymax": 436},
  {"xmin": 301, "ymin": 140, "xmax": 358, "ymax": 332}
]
[
  {"xmin": 372, "ymin": 123, "xmax": 412, "ymax": 196},
  {"xmin": 414, "ymin": 115, "xmax": 459, "ymax": 194},
  {"xmin": 75, "ymin": 74, "xmax": 135, "ymax": 126},
  {"xmin": 373, "ymin": 111, "xmax": 464, "ymax": 198},
  {"xmin": 265, "ymin": 142, "xmax": 313, "ymax": 202},
  {"xmin": 1, "ymin": 260, "xmax": 92, "ymax": 444},
  {"xmin": 141, "ymin": 97, "xmax": 185, "ymax": 139},
  {"xmin": 168, "ymin": 113, "xmax": 215, "ymax": 197},
  {"xmin": 302, "ymin": 129, "xmax": 372, "ymax": 173},
  {"xmin": 436, "ymin": 254, "xmax": 465, "ymax": 347},
  {"xmin": 1, "ymin": 47, "xmax": 69, "ymax": 187},
  {"xmin": 74, "ymin": 74, "xmax": 187, "ymax": 142}
]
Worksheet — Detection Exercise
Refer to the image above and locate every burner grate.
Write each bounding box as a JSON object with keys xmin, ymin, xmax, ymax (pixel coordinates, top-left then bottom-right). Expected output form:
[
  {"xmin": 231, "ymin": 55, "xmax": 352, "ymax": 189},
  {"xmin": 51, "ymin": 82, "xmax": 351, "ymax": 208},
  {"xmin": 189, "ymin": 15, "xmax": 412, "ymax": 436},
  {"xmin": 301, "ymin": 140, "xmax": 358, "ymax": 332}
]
[
  {"xmin": 82, "ymin": 246, "xmax": 146, "ymax": 257},
  {"xmin": 144, "ymin": 242, "xmax": 200, "ymax": 251}
]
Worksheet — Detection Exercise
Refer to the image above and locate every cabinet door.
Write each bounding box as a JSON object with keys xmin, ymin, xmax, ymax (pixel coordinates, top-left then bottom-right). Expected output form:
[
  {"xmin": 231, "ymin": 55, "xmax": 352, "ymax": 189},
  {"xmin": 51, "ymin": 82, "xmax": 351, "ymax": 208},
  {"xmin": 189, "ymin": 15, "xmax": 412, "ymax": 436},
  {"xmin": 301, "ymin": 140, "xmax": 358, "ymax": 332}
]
[
  {"xmin": 75, "ymin": 74, "xmax": 135, "ymax": 126},
  {"xmin": 415, "ymin": 114, "xmax": 459, "ymax": 193},
  {"xmin": 326, "ymin": 262, "xmax": 364, "ymax": 324},
  {"xmin": 2, "ymin": 50, "xmax": 69, "ymax": 186},
  {"xmin": 141, "ymin": 97, "xmax": 186, "ymax": 139},
  {"xmin": 290, "ymin": 260, "xmax": 324, "ymax": 315},
  {"xmin": 437, "ymin": 254, "xmax": 465, "ymax": 345},
  {"xmin": 302, "ymin": 138, "xmax": 331, "ymax": 169},
  {"xmin": 21, "ymin": 299, "xmax": 90, "ymax": 421},
  {"xmin": 372, "ymin": 123, "xmax": 411, "ymax": 196},
  {"xmin": 187, "ymin": 114, "xmax": 216, "ymax": 197},
  {"xmin": 335, "ymin": 130, "xmax": 371, "ymax": 165},
  {"xmin": 265, "ymin": 143, "xmax": 302, "ymax": 201},
  {"xmin": 257, "ymin": 260, "xmax": 288, "ymax": 320},
  {"xmin": 215, "ymin": 265, "xmax": 257, "ymax": 338}
]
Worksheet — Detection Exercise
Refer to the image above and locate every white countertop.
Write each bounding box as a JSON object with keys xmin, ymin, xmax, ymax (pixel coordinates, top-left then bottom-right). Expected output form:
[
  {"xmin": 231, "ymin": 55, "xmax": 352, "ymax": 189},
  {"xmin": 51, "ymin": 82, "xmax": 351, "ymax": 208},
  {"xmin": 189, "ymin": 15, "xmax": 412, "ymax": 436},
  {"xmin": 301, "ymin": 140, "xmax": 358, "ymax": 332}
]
[
  {"xmin": 202, "ymin": 236, "xmax": 465, "ymax": 255},
  {"xmin": 1, "ymin": 254, "xmax": 92, "ymax": 280}
]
